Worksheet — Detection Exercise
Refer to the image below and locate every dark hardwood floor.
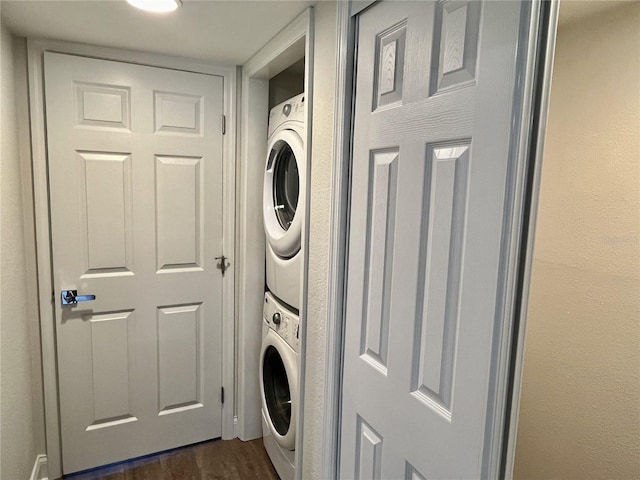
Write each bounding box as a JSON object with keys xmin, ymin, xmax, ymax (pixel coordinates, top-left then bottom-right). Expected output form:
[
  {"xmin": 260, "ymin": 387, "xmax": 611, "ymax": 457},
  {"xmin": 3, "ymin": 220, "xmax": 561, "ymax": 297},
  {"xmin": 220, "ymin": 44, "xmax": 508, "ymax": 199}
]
[{"xmin": 63, "ymin": 438, "xmax": 279, "ymax": 480}]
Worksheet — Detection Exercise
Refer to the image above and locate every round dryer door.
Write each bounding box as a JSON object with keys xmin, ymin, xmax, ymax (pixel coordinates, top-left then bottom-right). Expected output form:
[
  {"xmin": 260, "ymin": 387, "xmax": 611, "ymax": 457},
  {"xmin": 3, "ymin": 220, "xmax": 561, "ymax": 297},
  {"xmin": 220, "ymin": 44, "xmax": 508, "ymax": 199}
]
[
  {"xmin": 260, "ymin": 329, "xmax": 297, "ymax": 450},
  {"xmin": 263, "ymin": 129, "xmax": 305, "ymax": 258}
]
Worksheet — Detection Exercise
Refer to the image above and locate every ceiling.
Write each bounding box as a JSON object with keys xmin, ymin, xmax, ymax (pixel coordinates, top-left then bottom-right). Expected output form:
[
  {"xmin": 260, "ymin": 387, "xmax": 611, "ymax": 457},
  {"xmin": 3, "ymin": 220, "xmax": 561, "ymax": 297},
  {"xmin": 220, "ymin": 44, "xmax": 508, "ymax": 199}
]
[
  {"xmin": 5, "ymin": 0, "xmax": 633, "ymax": 65},
  {"xmin": 0, "ymin": 0, "xmax": 315, "ymax": 65}
]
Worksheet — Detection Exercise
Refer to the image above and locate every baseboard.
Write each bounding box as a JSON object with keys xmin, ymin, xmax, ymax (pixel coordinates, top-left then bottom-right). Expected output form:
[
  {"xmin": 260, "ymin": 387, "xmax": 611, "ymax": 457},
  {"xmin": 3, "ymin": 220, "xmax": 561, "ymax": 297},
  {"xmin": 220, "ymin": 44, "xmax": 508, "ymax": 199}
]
[{"xmin": 29, "ymin": 455, "xmax": 48, "ymax": 480}]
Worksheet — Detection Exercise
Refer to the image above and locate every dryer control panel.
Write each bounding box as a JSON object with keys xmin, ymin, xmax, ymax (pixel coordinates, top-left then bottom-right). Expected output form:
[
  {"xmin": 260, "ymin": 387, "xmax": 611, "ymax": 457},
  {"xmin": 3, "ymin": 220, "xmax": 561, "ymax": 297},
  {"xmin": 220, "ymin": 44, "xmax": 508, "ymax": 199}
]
[
  {"xmin": 267, "ymin": 92, "xmax": 306, "ymax": 137},
  {"xmin": 264, "ymin": 292, "xmax": 300, "ymax": 352}
]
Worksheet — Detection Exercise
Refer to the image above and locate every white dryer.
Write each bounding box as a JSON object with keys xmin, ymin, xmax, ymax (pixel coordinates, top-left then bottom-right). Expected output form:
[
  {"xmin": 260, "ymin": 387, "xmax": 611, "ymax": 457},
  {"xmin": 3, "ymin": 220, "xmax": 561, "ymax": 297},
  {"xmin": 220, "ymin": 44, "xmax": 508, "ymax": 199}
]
[
  {"xmin": 263, "ymin": 93, "xmax": 306, "ymax": 310},
  {"xmin": 260, "ymin": 292, "xmax": 299, "ymax": 480}
]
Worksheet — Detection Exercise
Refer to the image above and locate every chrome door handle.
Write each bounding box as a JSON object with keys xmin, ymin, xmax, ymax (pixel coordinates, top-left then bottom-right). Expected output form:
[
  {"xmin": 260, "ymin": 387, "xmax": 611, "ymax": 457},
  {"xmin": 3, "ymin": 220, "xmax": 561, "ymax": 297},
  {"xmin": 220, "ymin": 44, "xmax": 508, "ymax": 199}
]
[{"xmin": 61, "ymin": 290, "xmax": 96, "ymax": 305}]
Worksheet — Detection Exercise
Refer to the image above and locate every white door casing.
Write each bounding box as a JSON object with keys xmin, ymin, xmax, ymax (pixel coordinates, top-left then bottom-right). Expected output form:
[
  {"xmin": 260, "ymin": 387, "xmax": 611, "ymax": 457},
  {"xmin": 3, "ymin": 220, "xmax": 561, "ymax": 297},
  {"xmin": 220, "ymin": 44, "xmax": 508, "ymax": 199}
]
[
  {"xmin": 340, "ymin": 1, "xmax": 534, "ymax": 478},
  {"xmin": 45, "ymin": 52, "xmax": 225, "ymax": 473}
]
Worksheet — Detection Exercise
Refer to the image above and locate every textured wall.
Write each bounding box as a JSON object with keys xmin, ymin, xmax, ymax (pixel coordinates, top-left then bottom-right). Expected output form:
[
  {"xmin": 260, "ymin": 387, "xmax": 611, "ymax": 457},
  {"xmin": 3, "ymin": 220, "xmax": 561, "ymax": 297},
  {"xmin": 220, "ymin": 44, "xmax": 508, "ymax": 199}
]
[
  {"xmin": 301, "ymin": 1, "xmax": 337, "ymax": 478},
  {"xmin": 514, "ymin": 2, "xmax": 640, "ymax": 479},
  {"xmin": 0, "ymin": 22, "xmax": 43, "ymax": 479}
]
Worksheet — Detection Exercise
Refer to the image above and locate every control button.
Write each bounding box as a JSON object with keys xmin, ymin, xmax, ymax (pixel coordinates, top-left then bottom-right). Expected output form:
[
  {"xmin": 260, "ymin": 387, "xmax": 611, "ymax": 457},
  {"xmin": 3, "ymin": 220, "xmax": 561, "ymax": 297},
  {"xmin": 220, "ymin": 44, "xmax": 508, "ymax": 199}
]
[
  {"xmin": 272, "ymin": 312, "xmax": 281, "ymax": 325},
  {"xmin": 282, "ymin": 104, "xmax": 291, "ymax": 116}
]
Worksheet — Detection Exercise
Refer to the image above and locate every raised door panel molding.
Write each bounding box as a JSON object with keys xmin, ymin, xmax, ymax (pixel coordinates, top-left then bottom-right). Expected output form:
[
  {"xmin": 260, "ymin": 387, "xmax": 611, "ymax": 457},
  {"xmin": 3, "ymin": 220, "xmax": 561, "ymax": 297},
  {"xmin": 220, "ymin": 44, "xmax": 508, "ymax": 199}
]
[
  {"xmin": 430, "ymin": 1, "xmax": 481, "ymax": 94},
  {"xmin": 154, "ymin": 91, "xmax": 203, "ymax": 136},
  {"xmin": 411, "ymin": 141, "xmax": 470, "ymax": 420},
  {"xmin": 85, "ymin": 310, "xmax": 137, "ymax": 430},
  {"xmin": 78, "ymin": 151, "xmax": 134, "ymax": 277},
  {"xmin": 157, "ymin": 303, "xmax": 203, "ymax": 414},
  {"xmin": 373, "ymin": 20, "xmax": 407, "ymax": 110},
  {"xmin": 74, "ymin": 82, "xmax": 131, "ymax": 131},
  {"xmin": 360, "ymin": 149, "xmax": 399, "ymax": 373},
  {"xmin": 356, "ymin": 416, "xmax": 383, "ymax": 480},
  {"xmin": 405, "ymin": 462, "xmax": 428, "ymax": 480},
  {"xmin": 155, "ymin": 156, "xmax": 203, "ymax": 272}
]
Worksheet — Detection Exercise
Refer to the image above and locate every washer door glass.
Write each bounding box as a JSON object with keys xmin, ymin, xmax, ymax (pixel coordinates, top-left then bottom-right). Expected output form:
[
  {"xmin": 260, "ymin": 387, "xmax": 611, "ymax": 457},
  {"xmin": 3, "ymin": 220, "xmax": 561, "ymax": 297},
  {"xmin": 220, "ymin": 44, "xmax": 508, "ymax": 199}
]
[
  {"xmin": 262, "ymin": 345, "xmax": 291, "ymax": 436},
  {"xmin": 269, "ymin": 141, "xmax": 299, "ymax": 231}
]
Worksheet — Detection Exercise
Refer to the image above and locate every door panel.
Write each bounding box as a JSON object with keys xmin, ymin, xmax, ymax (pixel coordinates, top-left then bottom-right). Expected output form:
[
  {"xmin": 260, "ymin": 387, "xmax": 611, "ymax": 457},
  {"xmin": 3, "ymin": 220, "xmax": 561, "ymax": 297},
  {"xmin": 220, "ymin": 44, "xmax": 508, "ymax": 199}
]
[
  {"xmin": 155, "ymin": 155, "xmax": 203, "ymax": 270},
  {"xmin": 340, "ymin": 1, "xmax": 528, "ymax": 478},
  {"xmin": 81, "ymin": 151, "xmax": 133, "ymax": 273},
  {"xmin": 44, "ymin": 52, "xmax": 224, "ymax": 474},
  {"xmin": 157, "ymin": 303, "xmax": 203, "ymax": 412}
]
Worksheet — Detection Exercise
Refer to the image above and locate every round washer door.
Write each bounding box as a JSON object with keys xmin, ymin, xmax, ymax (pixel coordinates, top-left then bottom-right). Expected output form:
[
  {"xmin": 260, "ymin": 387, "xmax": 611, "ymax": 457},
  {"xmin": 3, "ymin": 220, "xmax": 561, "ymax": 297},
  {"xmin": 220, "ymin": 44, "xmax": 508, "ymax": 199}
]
[
  {"xmin": 263, "ymin": 128, "xmax": 305, "ymax": 259},
  {"xmin": 260, "ymin": 329, "xmax": 297, "ymax": 450}
]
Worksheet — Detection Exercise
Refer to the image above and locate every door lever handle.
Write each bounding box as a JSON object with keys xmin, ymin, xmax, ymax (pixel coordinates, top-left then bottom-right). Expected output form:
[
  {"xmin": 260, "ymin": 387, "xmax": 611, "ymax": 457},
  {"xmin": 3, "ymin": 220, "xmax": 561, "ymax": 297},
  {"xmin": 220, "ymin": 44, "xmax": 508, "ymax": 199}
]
[
  {"xmin": 215, "ymin": 255, "xmax": 230, "ymax": 276},
  {"xmin": 61, "ymin": 290, "xmax": 96, "ymax": 305}
]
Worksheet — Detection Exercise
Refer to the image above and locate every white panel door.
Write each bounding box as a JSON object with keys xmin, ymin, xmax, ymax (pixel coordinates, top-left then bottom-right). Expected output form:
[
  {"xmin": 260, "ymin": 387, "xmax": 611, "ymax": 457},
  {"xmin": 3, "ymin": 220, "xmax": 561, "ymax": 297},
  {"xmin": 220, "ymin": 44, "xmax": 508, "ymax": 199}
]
[
  {"xmin": 340, "ymin": 1, "xmax": 529, "ymax": 478},
  {"xmin": 44, "ymin": 52, "xmax": 225, "ymax": 474}
]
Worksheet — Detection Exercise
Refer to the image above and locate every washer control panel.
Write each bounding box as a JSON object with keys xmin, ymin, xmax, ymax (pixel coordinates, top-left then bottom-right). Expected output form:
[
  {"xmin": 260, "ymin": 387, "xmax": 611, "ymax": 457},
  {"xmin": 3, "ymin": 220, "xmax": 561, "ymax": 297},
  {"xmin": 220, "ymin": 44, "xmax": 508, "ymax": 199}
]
[{"xmin": 264, "ymin": 292, "xmax": 300, "ymax": 352}]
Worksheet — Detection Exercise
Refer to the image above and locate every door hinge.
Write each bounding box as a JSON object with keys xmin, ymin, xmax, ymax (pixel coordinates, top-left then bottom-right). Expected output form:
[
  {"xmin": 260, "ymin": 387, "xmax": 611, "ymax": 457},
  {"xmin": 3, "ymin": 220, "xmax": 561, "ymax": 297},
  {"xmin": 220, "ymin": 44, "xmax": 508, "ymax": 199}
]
[
  {"xmin": 222, "ymin": 114, "xmax": 226, "ymax": 135},
  {"xmin": 215, "ymin": 255, "xmax": 230, "ymax": 276},
  {"xmin": 221, "ymin": 387, "xmax": 225, "ymax": 404}
]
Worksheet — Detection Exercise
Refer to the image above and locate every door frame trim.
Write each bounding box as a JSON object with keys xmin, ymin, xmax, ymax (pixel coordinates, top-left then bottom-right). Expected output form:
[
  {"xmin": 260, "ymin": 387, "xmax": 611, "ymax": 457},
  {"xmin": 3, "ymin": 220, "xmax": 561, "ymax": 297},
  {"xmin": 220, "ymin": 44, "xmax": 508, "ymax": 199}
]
[
  {"xmin": 502, "ymin": 2, "xmax": 560, "ymax": 476},
  {"xmin": 237, "ymin": 9, "xmax": 314, "ymax": 478},
  {"xmin": 321, "ymin": 1, "xmax": 559, "ymax": 478},
  {"xmin": 26, "ymin": 38, "xmax": 237, "ymax": 479},
  {"xmin": 320, "ymin": 2, "xmax": 357, "ymax": 478}
]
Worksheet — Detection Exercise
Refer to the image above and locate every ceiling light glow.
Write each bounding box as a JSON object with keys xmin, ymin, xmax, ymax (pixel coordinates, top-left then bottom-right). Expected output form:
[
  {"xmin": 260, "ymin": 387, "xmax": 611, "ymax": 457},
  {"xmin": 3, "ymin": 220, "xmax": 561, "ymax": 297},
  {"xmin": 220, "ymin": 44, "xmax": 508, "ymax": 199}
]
[{"xmin": 127, "ymin": 0, "xmax": 181, "ymax": 13}]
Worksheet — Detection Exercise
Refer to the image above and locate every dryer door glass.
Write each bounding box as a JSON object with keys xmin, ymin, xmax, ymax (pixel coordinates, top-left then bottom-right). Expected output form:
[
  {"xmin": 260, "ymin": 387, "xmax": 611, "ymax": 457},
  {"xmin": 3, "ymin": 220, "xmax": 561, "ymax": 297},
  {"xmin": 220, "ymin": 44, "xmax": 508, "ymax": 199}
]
[
  {"xmin": 270, "ymin": 141, "xmax": 299, "ymax": 230},
  {"xmin": 262, "ymin": 345, "xmax": 291, "ymax": 435}
]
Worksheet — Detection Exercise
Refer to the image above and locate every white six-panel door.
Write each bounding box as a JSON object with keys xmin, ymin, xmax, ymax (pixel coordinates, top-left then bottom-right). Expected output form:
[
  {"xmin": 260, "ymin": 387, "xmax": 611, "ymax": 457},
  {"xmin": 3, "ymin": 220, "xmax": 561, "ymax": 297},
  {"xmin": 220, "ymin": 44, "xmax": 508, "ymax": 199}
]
[
  {"xmin": 44, "ymin": 52, "xmax": 225, "ymax": 474},
  {"xmin": 340, "ymin": 1, "xmax": 527, "ymax": 478}
]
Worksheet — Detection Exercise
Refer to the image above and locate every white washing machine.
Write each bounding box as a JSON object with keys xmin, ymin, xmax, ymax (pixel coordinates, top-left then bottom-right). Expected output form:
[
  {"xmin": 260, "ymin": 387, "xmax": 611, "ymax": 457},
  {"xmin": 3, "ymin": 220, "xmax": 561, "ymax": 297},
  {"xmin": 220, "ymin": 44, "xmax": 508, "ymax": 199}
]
[
  {"xmin": 263, "ymin": 93, "xmax": 306, "ymax": 310},
  {"xmin": 260, "ymin": 292, "xmax": 299, "ymax": 480}
]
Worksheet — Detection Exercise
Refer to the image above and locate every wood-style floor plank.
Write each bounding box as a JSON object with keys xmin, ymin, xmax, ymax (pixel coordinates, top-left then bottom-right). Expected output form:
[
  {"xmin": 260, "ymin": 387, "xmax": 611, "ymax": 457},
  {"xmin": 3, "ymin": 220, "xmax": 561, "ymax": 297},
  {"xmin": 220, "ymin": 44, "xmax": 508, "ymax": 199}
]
[
  {"xmin": 64, "ymin": 439, "xmax": 278, "ymax": 480},
  {"xmin": 123, "ymin": 457, "xmax": 164, "ymax": 480}
]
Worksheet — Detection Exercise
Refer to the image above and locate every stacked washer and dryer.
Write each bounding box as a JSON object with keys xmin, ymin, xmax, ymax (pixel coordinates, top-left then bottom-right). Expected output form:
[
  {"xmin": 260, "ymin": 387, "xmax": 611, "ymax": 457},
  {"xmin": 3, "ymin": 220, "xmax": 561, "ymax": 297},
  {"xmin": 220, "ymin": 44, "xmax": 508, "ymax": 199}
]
[{"xmin": 260, "ymin": 93, "xmax": 306, "ymax": 480}]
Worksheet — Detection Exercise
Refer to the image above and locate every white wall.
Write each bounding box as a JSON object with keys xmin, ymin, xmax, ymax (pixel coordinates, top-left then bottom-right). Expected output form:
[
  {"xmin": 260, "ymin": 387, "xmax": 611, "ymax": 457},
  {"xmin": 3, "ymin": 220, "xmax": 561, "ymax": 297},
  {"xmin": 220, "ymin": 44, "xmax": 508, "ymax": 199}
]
[
  {"xmin": 0, "ymin": 21, "xmax": 47, "ymax": 479},
  {"xmin": 301, "ymin": 1, "xmax": 337, "ymax": 478},
  {"xmin": 514, "ymin": 2, "xmax": 640, "ymax": 479}
]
